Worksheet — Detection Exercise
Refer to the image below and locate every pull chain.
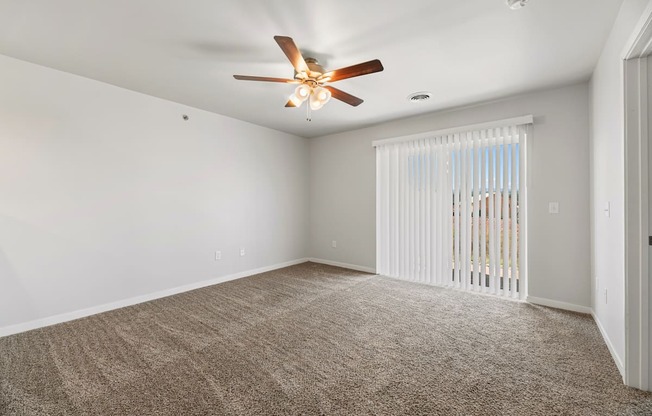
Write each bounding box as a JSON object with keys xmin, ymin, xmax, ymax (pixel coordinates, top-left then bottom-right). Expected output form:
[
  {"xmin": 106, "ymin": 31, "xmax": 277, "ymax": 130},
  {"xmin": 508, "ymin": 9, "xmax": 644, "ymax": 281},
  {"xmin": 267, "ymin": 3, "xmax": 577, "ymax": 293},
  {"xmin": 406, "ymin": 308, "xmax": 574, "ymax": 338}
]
[{"xmin": 306, "ymin": 102, "xmax": 312, "ymax": 122}]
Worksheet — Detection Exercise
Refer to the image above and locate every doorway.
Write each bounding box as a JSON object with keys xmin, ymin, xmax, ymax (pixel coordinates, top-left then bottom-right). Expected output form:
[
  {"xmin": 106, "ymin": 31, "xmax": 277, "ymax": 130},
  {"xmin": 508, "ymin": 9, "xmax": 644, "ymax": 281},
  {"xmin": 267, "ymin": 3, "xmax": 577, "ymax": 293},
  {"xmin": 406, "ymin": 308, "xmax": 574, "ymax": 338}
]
[{"xmin": 623, "ymin": 17, "xmax": 652, "ymax": 391}]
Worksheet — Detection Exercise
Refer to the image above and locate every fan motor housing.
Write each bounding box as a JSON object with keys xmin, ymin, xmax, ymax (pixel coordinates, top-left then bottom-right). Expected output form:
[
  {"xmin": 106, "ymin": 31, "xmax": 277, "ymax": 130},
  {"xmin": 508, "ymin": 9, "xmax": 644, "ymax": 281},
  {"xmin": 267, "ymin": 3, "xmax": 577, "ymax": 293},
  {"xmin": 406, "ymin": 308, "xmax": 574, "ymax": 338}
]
[{"xmin": 295, "ymin": 57, "xmax": 326, "ymax": 80}]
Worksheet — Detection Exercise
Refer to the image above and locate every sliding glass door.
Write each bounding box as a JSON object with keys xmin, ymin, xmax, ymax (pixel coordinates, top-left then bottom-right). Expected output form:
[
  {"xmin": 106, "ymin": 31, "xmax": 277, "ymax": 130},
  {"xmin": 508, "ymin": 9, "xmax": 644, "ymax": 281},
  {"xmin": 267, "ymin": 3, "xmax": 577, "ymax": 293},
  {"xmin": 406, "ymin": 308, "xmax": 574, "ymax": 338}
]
[{"xmin": 375, "ymin": 118, "xmax": 530, "ymax": 299}]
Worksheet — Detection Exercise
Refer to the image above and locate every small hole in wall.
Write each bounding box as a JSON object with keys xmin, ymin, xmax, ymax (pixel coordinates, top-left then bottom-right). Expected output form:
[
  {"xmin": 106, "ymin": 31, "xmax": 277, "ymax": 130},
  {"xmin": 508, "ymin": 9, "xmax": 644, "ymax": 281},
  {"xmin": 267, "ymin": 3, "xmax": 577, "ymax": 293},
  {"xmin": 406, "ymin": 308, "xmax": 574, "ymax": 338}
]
[{"xmin": 182, "ymin": 114, "xmax": 189, "ymax": 121}]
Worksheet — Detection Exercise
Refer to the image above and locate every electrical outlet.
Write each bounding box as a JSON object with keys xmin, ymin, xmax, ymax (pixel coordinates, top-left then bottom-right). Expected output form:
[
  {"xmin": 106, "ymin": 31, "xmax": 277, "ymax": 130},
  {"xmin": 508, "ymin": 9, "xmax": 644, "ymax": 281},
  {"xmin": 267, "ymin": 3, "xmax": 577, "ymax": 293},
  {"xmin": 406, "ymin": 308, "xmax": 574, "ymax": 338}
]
[
  {"xmin": 332, "ymin": 240, "xmax": 337, "ymax": 248},
  {"xmin": 215, "ymin": 250, "xmax": 221, "ymax": 260},
  {"xmin": 240, "ymin": 248, "xmax": 245, "ymax": 257}
]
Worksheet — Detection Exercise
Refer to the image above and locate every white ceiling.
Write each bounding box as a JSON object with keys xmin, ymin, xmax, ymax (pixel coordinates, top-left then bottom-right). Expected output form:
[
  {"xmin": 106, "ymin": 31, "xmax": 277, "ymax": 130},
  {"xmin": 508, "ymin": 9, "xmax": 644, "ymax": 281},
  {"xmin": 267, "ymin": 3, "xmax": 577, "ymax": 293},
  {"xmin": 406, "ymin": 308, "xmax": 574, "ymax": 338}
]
[{"xmin": 0, "ymin": 0, "xmax": 623, "ymax": 138}]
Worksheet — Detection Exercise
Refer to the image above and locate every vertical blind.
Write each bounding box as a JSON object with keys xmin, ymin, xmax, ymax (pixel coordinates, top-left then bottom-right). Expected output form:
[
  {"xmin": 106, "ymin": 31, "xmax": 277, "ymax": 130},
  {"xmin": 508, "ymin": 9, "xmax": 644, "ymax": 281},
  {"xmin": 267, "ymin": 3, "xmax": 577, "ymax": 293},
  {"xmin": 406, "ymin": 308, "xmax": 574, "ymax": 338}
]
[{"xmin": 375, "ymin": 117, "xmax": 531, "ymax": 299}]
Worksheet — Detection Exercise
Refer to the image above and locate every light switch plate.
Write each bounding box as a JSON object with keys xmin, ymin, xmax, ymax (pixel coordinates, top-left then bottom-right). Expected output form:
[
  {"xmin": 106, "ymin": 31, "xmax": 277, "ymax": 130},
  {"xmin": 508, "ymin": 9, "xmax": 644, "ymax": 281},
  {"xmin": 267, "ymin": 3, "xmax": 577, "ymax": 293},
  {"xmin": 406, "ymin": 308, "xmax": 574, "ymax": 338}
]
[{"xmin": 548, "ymin": 202, "xmax": 559, "ymax": 214}]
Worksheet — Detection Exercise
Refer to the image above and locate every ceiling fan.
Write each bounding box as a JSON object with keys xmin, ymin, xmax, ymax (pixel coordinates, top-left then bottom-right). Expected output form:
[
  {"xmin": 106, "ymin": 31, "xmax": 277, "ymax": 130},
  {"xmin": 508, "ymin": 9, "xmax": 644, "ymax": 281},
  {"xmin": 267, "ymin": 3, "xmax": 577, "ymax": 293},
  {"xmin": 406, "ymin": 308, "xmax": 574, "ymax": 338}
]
[{"xmin": 233, "ymin": 36, "xmax": 384, "ymax": 119}]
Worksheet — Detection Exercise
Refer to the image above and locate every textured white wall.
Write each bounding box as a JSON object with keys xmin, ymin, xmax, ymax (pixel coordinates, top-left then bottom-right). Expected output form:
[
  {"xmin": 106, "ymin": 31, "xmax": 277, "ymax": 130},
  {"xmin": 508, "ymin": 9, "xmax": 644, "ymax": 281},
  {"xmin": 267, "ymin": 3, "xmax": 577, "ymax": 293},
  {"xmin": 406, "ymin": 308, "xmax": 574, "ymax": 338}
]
[
  {"xmin": 0, "ymin": 54, "xmax": 309, "ymax": 329},
  {"xmin": 310, "ymin": 83, "xmax": 591, "ymax": 308},
  {"xmin": 589, "ymin": 0, "xmax": 649, "ymax": 371}
]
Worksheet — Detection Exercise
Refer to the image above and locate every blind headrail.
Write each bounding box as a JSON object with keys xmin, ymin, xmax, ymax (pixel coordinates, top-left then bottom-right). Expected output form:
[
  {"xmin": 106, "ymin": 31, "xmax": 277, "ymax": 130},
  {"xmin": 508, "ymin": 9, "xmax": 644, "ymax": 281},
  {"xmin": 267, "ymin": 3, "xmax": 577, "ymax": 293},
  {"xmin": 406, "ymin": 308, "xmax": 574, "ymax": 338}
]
[{"xmin": 371, "ymin": 115, "xmax": 534, "ymax": 147}]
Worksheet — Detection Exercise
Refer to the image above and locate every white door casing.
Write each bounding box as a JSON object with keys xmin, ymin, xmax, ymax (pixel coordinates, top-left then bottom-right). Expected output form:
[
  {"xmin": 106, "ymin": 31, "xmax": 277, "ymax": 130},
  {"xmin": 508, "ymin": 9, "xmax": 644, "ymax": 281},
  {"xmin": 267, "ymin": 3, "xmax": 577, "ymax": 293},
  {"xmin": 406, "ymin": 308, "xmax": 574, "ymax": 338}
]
[
  {"xmin": 623, "ymin": 2, "xmax": 652, "ymax": 391},
  {"xmin": 648, "ymin": 54, "xmax": 652, "ymax": 391}
]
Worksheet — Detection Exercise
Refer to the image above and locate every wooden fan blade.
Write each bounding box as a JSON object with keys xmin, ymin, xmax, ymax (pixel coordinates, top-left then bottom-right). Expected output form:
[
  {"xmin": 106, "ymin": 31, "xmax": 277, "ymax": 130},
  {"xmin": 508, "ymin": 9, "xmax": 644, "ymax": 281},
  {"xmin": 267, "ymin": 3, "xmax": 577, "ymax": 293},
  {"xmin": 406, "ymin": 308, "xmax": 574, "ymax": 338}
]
[
  {"xmin": 324, "ymin": 86, "xmax": 364, "ymax": 107},
  {"xmin": 321, "ymin": 59, "xmax": 384, "ymax": 82},
  {"xmin": 233, "ymin": 75, "xmax": 297, "ymax": 83},
  {"xmin": 285, "ymin": 99, "xmax": 297, "ymax": 108},
  {"xmin": 274, "ymin": 36, "xmax": 309, "ymax": 73}
]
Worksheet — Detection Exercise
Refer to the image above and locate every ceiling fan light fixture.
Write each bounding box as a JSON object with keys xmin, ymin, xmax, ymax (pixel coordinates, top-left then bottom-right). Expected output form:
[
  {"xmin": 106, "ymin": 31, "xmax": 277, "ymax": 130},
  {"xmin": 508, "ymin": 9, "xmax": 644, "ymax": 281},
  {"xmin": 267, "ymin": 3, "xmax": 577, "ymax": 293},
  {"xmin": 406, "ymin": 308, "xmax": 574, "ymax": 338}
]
[
  {"xmin": 309, "ymin": 94, "xmax": 324, "ymax": 110},
  {"xmin": 506, "ymin": 0, "xmax": 528, "ymax": 10},
  {"xmin": 308, "ymin": 86, "xmax": 331, "ymax": 110},
  {"xmin": 315, "ymin": 87, "xmax": 331, "ymax": 103},
  {"xmin": 296, "ymin": 84, "xmax": 311, "ymax": 99}
]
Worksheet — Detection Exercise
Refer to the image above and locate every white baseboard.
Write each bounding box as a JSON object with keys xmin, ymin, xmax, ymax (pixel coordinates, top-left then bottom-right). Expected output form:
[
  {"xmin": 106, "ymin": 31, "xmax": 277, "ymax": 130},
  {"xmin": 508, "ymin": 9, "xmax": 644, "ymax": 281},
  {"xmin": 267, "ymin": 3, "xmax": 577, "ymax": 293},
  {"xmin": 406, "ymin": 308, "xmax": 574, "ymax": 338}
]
[
  {"xmin": 526, "ymin": 296, "xmax": 593, "ymax": 314},
  {"xmin": 591, "ymin": 311, "xmax": 625, "ymax": 378},
  {"xmin": 0, "ymin": 259, "xmax": 629, "ymax": 383},
  {"xmin": 0, "ymin": 258, "xmax": 309, "ymax": 338},
  {"xmin": 527, "ymin": 297, "xmax": 624, "ymax": 378},
  {"xmin": 307, "ymin": 258, "xmax": 376, "ymax": 274}
]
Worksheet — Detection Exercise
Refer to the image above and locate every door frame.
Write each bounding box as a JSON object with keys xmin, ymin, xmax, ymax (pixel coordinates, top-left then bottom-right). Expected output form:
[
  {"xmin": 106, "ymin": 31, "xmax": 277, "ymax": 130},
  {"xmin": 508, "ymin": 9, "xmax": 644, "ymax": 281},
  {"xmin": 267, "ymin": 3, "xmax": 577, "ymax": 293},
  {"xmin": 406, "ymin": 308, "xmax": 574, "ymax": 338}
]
[{"xmin": 623, "ymin": 2, "xmax": 652, "ymax": 392}]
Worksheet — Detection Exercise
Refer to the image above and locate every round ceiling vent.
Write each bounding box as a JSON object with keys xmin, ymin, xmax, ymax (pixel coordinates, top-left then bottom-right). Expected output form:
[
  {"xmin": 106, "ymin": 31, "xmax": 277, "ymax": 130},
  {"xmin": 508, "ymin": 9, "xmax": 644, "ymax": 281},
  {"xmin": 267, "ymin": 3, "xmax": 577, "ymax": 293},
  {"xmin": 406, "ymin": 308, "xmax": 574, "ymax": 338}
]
[{"xmin": 407, "ymin": 92, "xmax": 432, "ymax": 102}]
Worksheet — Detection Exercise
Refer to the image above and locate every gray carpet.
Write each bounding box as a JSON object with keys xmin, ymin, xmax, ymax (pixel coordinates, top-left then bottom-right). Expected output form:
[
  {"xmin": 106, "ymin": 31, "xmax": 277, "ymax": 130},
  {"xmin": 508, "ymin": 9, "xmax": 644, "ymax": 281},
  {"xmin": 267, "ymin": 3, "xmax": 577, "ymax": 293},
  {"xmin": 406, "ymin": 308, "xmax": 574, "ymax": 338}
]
[{"xmin": 1, "ymin": 262, "xmax": 651, "ymax": 415}]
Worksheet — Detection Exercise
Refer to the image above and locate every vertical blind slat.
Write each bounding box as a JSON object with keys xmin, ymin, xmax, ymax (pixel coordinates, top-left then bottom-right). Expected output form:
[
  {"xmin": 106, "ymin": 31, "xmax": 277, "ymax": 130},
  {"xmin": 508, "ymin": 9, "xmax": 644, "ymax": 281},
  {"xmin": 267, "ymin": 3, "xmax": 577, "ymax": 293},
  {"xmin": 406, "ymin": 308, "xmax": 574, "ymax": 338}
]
[
  {"xmin": 509, "ymin": 129, "xmax": 520, "ymax": 298},
  {"xmin": 478, "ymin": 130, "xmax": 487, "ymax": 292},
  {"xmin": 417, "ymin": 140, "xmax": 423, "ymax": 282},
  {"xmin": 443, "ymin": 136, "xmax": 450, "ymax": 286},
  {"xmin": 503, "ymin": 127, "xmax": 511, "ymax": 297},
  {"xmin": 467, "ymin": 132, "xmax": 474, "ymax": 291},
  {"xmin": 493, "ymin": 128, "xmax": 502, "ymax": 294},
  {"xmin": 473, "ymin": 131, "xmax": 481, "ymax": 291},
  {"xmin": 519, "ymin": 125, "xmax": 528, "ymax": 300},
  {"xmin": 409, "ymin": 142, "xmax": 414, "ymax": 280},
  {"xmin": 460, "ymin": 133, "xmax": 469, "ymax": 290},
  {"xmin": 433, "ymin": 138, "xmax": 440, "ymax": 285},
  {"xmin": 393, "ymin": 148, "xmax": 399, "ymax": 277},
  {"xmin": 425, "ymin": 139, "xmax": 429, "ymax": 283},
  {"xmin": 459, "ymin": 133, "xmax": 465, "ymax": 290},
  {"xmin": 454, "ymin": 134, "xmax": 461, "ymax": 288},
  {"xmin": 399, "ymin": 144, "xmax": 406, "ymax": 279},
  {"xmin": 488, "ymin": 130, "xmax": 496, "ymax": 295},
  {"xmin": 420, "ymin": 139, "xmax": 427, "ymax": 283}
]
